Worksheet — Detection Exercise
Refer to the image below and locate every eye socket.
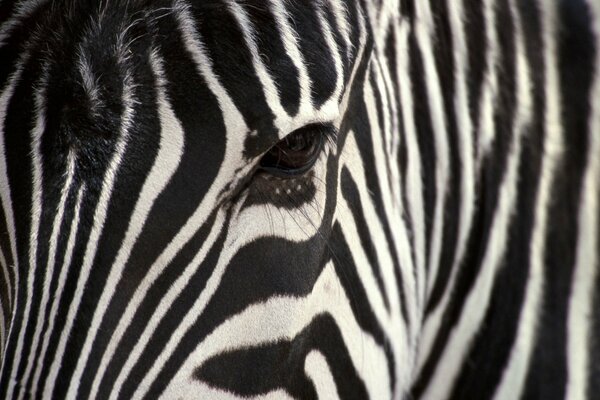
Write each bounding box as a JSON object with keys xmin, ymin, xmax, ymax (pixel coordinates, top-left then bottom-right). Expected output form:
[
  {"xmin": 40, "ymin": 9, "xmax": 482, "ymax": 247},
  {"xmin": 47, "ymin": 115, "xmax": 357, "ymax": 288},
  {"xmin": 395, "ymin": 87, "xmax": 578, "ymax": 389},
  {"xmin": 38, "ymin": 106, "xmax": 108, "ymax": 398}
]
[{"xmin": 259, "ymin": 124, "xmax": 327, "ymax": 177}]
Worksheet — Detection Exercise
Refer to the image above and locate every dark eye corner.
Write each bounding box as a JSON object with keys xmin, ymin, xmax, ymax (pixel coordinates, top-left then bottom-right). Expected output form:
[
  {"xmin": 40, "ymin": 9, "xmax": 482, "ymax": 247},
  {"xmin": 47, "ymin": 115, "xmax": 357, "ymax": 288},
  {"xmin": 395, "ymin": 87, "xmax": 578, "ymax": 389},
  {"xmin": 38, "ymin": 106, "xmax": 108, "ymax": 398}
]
[{"xmin": 259, "ymin": 123, "xmax": 336, "ymax": 178}]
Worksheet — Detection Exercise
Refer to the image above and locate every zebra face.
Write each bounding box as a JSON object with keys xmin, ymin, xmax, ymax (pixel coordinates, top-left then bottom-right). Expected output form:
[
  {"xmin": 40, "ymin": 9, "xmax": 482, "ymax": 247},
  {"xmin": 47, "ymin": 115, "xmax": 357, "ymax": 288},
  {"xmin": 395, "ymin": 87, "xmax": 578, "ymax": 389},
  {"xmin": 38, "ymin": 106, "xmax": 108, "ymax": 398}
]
[
  {"xmin": 0, "ymin": 1, "xmax": 416, "ymax": 399},
  {"xmin": 7, "ymin": 0, "xmax": 599, "ymax": 399}
]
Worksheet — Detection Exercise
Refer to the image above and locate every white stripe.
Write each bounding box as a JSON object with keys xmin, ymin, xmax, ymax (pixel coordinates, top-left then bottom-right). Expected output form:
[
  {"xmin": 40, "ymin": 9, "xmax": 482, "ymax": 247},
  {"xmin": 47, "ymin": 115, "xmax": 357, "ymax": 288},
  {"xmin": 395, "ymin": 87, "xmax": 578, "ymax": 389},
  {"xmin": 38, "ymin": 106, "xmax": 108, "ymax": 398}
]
[
  {"xmin": 370, "ymin": 60, "xmax": 394, "ymax": 185},
  {"xmin": 226, "ymin": 0, "xmax": 291, "ymax": 132},
  {"xmin": 42, "ymin": 72, "xmax": 136, "ymax": 397},
  {"xmin": 417, "ymin": 0, "xmax": 477, "ymax": 370},
  {"xmin": 160, "ymin": 263, "xmax": 391, "ymax": 400},
  {"xmin": 343, "ymin": 132, "xmax": 417, "ymax": 391},
  {"xmin": 328, "ymin": 0, "xmax": 354, "ymax": 62},
  {"xmin": 438, "ymin": 0, "xmax": 475, "ymax": 295},
  {"xmin": 315, "ymin": 2, "xmax": 346, "ymax": 115},
  {"xmin": 422, "ymin": 4, "xmax": 533, "ymax": 396},
  {"xmin": 115, "ymin": 142, "xmax": 332, "ymax": 398},
  {"xmin": 0, "ymin": 296, "xmax": 5, "ymax": 359},
  {"xmin": 66, "ymin": 50, "xmax": 185, "ymax": 399},
  {"xmin": 566, "ymin": 1, "xmax": 600, "ymax": 397},
  {"xmin": 17, "ymin": 154, "xmax": 75, "ymax": 397},
  {"xmin": 160, "ymin": 383, "xmax": 295, "ymax": 400},
  {"xmin": 336, "ymin": 195, "xmax": 394, "ymax": 331},
  {"xmin": 95, "ymin": 2, "xmax": 251, "ymax": 395},
  {"xmin": 270, "ymin": 0, "xmax": 313, "ymax": 114},
  {"xmin": 493, "ymin": 0, "xmax": 560, "ymax": 397},
  {"xmin": 336, "ymin": 2, "xmax": 368, "ymax": 122},
  {"xmin": 0, "ymin": 55, "xmax": 25, "ymax": 381},
  {"xmin": 28, "ymin": 186, "xmax": 83, "ymax": 394},
  {"xmin": 414, "ymin": 0, "xmax": 450, "ymax": 311},
  {"xmin": 101, "ymin": 210, "xmax": 226, "ymax": 400},
  {"xmin": 9, "ymin": 68, "xmax": 47, "ymax": 400},
  {"xmin": 362, "ymin": 79, "xmax": 402, "ymax": 317},
  {"xmin": 305, "ymin": 350, "xmax": 341, "ymax": 400},
  {"xmin": 374, "ymin": 27, "xmax": 403, "ymax": 182},
  {"xmin": 0, "ymin": 0, "xmax": 49, "ymax": 45},
  {"xmin": 419, "ymin": 0, "xmax": 475, "ymax": 368},
  {"xmin": 0, "ymin": 237, "xmax": 12, "ymax": 310},
  {"xmin": 394, "ymin": 20, "xmax": 426, "ymax": 311},
  {"xmin": 129, "ymin": 153, "xmax": 334, "ymax": 399},
  {"xmin": 126, "ymin": 205, "xmax": 251, "ymax": 400},
  {"xmin": 477, "ymin": 0, "xmax": 500, "ymax": 165}
]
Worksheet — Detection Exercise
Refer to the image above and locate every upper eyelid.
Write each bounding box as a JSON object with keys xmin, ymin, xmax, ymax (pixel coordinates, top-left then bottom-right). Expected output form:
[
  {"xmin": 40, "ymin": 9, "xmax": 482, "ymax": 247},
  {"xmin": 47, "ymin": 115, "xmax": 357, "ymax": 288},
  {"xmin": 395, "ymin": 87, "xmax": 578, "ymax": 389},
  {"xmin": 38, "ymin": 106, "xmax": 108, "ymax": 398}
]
[{"xmin": 260, "ymin": 123, "xmax": 337, "ymax": 153}]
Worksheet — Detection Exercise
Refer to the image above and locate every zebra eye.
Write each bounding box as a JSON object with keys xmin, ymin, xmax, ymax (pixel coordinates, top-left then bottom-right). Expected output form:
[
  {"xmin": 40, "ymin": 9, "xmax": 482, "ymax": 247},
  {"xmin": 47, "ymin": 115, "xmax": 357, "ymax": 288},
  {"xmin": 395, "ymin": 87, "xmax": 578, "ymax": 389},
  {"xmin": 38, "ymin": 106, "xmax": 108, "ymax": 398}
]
[{"xmin": 259, "ymin": 124, "xmax": 325, "ymax": 177}]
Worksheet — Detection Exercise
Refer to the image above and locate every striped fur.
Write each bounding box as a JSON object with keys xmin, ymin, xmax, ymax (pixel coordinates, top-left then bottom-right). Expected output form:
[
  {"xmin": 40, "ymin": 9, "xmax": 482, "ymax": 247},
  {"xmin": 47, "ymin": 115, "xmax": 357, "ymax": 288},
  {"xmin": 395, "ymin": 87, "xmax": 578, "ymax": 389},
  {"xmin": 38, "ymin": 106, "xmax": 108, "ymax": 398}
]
[{"xmin": 0, "ymin": 0, "xmax": 598, "ymax": 399}]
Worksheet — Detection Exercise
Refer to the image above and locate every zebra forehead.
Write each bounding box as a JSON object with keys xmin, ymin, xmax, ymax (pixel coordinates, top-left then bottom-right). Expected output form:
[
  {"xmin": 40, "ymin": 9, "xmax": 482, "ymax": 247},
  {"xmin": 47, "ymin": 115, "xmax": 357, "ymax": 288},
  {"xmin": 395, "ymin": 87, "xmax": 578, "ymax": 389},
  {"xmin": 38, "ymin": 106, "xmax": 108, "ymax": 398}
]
[{"xmin": 36, "ymin": 0, "xmax": 354, "ymax": 144}]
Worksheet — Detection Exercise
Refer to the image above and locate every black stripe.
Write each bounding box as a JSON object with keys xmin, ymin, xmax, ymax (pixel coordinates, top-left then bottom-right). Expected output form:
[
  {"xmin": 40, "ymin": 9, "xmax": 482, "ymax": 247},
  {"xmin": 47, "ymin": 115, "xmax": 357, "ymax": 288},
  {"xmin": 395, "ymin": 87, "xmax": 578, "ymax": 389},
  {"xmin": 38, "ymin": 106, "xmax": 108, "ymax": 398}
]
[
  {"xmin": 412, "ymin": 0, "xmax": 517, "ymax": 394},
  {"xmin": 194, "ymin": 313, "xmax": 369, "ymax": 400},
  {"xmin": 189, "ymin": 0, "xmax": 279, "ymax": 159},
  {"xmin": 20, "ymin": 183, "xmax": 81, "ymax": 393},
  {"xmin": 341, "ymin": 166, "xmax": 391, "ymax": 311},
  {"xmin": 243, "ymin": 1, "xmax": 301, "ymax": 117},
  {"xmin": 0, "ymin": 33, "xmax": 47, "ymax": 397},
  {"xmin": 425, "ymin": 0, "xmax": 461, "ymax": 315},
  {"xmin": 523, "ymin": 0, "xmax": 596, "ymax": 397},
  {"xmin": 591, "ymin": 231, "xmax": 600, "ymax": 398},
  {"xmin": 464, "ymin": 0, "xmax": 486, "ymax": 143},
  {"xmin": 407, "ymin": 26, "xmax": 435, "ymax": 273},
  {"xmin": 138, "ymin": 172, "xmax": 341, "ymax": 397},
  {"xmin": 285, "ymin": 1, "xmax": 338, "ymax": 109},
  {"xmin": 451, "ymin": 113, "xmax": 542, "ymax": 399},
  {"xmin": 92, "ymin": 210, "xmax": 221, "ymax": 399}
]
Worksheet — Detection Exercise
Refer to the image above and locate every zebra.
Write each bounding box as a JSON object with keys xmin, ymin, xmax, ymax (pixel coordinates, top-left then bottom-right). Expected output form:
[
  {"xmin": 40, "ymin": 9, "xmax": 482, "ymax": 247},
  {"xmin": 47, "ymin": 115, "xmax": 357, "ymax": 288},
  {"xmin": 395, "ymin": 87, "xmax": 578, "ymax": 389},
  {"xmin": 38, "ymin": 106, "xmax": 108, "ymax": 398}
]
[{"xmin": 0, "ymin": 0, "xmax": 598, "ymax": 398}]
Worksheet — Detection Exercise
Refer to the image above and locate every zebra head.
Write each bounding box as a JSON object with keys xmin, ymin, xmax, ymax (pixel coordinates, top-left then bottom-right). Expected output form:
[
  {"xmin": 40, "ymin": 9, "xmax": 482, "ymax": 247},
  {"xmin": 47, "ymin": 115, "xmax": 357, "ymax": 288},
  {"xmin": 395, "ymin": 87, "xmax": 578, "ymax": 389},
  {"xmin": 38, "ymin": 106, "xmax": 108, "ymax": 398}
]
[
  {"xmin": 2, "ymin": 0, "xmax": 600, "ymax": 399},
  {"xmin": 0, "ymin": 1, "xmax": 419, "ymax": 399}
]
